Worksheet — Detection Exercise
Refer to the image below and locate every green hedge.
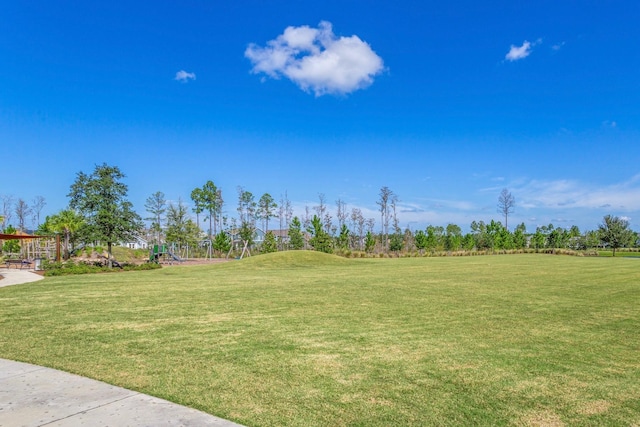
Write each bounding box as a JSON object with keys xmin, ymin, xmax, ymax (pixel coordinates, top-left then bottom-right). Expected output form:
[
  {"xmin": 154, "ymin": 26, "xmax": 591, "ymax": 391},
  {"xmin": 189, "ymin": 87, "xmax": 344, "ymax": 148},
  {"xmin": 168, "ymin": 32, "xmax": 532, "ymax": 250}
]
[{"xmin": 42, "ymin": 259, "xmax": 161, "ymax": 276}]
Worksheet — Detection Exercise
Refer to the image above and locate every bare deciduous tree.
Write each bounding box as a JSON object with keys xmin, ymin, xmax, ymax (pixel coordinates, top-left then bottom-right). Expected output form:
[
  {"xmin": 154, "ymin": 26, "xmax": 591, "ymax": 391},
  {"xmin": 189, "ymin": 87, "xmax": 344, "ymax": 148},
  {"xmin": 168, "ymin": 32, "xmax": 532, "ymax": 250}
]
[
  {"xmin": 314, "ymin": 193, "xmax": 332, "ymax": 234},
  {"xmin": 303, "ymin": 205, "xmax": 311, "ymax": 230},
  {"xmin": 497, "ymin": 188, "xmax": 515, "ymax": 230},
  {"xmin": 278, "ymin": 191, "xmax": 293, "ymax": 233},
  {"xmin": 1, "ymin": 194, "xmax": 14, "ymax": 230},
  {"xmin": 350, "ymin": 207, "xmax": 366, "ymax": 250},
  {"xmin": 336, "ymin": 199, "xmax": 348, "ymax": 230},
  {"xmin": 278, "ymin": 192, "xmax": 292, "ymax": 250},
  {"xmin": 313, "ymin": 193, "xmax": 326, "ymax": 219},
  {"xmin": 31, "ymin": 195, "xmax": 46, "ymax": 228},
  {"xmin": 377, "ymin": 186, "xmax": 395, "ymax": 250},
  {"xmin": 390, "ymin": 194, "xmax": 400, "ymax": 233},
  {"xmin": 366, "ymin": 218, "xmax": 376, "ymax": 234},
  {"xmin": 284, "ymin": 193, "xmax": 293, "ymax": 228},
  {"xmin": 15, "ymin": 198, "xmax": 31, "ymax": 231}
]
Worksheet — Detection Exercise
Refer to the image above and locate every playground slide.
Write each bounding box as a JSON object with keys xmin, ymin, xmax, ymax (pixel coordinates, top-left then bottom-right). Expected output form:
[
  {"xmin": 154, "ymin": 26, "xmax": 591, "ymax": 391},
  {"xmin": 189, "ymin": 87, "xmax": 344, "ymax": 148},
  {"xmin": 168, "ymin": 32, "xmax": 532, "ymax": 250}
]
[{"xmin": 166, "ymin": 248, "xmax": 183, "ymax": 262}]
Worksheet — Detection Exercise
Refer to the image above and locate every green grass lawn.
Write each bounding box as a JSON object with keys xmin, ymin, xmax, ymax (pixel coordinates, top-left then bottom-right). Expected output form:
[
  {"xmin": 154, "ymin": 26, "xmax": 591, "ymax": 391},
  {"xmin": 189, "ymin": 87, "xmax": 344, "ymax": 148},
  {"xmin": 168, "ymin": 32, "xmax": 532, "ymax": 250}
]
[
  {"xmin": 597, "ymin": 250, "xmax": 640, "ymax": 257},
  {"xmin": 1, "ymin": 252, "xmax": 639, "ymax": 426}
]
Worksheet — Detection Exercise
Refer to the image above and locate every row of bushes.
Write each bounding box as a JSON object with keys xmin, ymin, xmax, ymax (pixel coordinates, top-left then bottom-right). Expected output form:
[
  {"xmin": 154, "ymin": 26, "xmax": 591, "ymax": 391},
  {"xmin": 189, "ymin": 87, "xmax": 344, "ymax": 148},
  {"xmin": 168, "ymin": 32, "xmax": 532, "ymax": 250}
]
[
  {"xmin": 29, "ymin": 247, "xmax": 606, "ymax": 277},
  {"xmin": 42, "ymin": 259, "xmax": 161, "ymax": 276},
  {"xmin": 333, "ymin": 248, "xmax": 600, "ymax": 258}
]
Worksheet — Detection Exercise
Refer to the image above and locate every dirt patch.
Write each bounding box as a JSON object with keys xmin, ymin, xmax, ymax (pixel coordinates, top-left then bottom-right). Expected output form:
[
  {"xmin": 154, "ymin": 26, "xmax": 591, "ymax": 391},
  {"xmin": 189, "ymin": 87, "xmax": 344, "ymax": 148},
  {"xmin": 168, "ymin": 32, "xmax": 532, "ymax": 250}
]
[
  {"xmin": 578, "ymin": 400, "xmax": 611, "ymax": 415},
  {"xmin": 519, "ymin": 410, "xmax": 565, "ymax": 427}
]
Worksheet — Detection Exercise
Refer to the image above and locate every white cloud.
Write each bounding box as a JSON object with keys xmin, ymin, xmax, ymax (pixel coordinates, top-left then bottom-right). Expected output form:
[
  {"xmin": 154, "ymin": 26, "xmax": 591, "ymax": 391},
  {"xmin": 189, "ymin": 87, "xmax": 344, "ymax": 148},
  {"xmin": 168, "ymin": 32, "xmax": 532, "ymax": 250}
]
[
  {"xmin": 245, "ymin": 21, "xmax": 384, "ymax": 96},
  {"xmin": 514, "ymin": 175, "xmax": 640, "ymax": 211},
  {"xmin": 552, "ymin": 41, "xmax": 566, "ymax": 51},
  {"xmin": 505, "ymin": 40, "xmax": 533, "ymax": 61},
  {"xmin": 175, "ymin": 70, "xmax": 196, "ymax": 82}
]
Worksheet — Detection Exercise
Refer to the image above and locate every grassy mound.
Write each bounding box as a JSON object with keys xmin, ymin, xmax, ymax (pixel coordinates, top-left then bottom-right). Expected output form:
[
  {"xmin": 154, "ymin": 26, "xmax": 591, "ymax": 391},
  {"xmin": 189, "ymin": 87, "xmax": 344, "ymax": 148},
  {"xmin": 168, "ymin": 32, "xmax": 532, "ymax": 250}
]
[{"xmin": 236, "ymin": 250, "xmax": 354, "ymax": 268}]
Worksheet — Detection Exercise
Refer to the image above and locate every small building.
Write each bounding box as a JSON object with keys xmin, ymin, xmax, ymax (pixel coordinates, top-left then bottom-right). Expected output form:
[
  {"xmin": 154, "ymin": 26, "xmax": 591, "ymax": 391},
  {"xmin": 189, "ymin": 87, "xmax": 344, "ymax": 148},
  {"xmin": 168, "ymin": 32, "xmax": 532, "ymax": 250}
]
[
  {"xmin": 229, "ymin": 227, "xmax": 266, "ymax": 246},
  {"xmin": 122, "ymin": 234, "xmax": 148, "ymax": 250}
]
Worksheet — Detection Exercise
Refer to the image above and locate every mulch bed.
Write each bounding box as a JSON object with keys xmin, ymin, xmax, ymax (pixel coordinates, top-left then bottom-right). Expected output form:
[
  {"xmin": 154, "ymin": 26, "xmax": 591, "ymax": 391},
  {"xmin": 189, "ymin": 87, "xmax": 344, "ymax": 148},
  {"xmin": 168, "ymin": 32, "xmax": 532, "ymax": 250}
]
[{"xmin": 160, "ymin": 258, "xmax": 231, "ymax": 266}]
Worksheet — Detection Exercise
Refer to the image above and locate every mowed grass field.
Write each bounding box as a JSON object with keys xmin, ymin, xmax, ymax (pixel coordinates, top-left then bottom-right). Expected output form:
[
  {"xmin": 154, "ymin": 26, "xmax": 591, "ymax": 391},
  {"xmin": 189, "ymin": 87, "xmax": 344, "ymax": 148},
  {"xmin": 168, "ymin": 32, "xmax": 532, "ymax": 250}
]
[
  {"xmin": 1, "ymin": 252, "xmax": 639, "ymax": 426},
  {"xmin": 598, "ymin": 250, "xmax": 640, "ymax": 257}
]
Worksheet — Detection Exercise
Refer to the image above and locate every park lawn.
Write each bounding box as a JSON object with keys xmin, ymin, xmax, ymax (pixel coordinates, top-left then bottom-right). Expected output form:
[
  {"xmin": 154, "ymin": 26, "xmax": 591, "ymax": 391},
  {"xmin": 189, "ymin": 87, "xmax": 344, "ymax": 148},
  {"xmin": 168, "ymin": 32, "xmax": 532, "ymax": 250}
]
[
  {"xmin": 597, "ymin": 250, "xmax": 640, "ymax": 257},
  {"xmin": 0, "ymin": 252, "xmax": 639, "ymax": 426}
]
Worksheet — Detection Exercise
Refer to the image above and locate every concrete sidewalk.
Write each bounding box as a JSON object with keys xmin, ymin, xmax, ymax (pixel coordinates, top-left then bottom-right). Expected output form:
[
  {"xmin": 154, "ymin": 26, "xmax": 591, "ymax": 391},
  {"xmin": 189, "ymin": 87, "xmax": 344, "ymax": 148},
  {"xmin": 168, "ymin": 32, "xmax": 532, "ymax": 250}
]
[
  {"xmin": 0, "ymin": 359, "xmax": 245, "ymax": 427},
  {"xmin": 0, "ymin": 270, "xmax": 245, "ymax": 426},
  {"xmin": 0, "ymin": 268, "xmax": 45, "ymax": 288}
]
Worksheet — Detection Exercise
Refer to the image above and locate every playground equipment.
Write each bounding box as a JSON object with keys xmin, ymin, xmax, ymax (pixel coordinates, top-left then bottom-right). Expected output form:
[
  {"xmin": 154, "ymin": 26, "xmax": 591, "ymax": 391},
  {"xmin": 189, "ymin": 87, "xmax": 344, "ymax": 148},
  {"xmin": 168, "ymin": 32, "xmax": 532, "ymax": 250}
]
[
  {"xmin": 149, "ymin": 244, "xmax": 183, "ymax": 264},
  {"xmin": 0, "ymin": 232, "xmax": 57, "ymax": 269},
  {"xmin": 226, "ymin": 239, "xmax": 251, "ymax": 260},
  {"xmin": 199, "ymin": 239, "xmax": 213, "ymax": 260}
]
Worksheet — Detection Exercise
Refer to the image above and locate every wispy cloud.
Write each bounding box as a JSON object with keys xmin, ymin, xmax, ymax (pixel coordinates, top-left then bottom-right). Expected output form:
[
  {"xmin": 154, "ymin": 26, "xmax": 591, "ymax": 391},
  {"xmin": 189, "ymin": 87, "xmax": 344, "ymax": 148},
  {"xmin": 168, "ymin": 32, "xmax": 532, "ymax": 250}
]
[
  {"xmin": 245, "ymin": 21, "xmax": 384, "ymax": 96},
  {"xmin": 505, "ymin": 39, "xmax": 541, "ymax": 61},
  {"xmin": 175, "ymin": 70, "xmax": 196, "ymax": 82},
  {"xmin": 551, "ymin": 41, "xmax": 566, "ymax": 51},
  {"xmin": 289, "ymin": 175, "xmax": 640, "ymax": 232},
  {"xmin": 515, "ymin": 175, "xmax": 640, "ymax": 211}
]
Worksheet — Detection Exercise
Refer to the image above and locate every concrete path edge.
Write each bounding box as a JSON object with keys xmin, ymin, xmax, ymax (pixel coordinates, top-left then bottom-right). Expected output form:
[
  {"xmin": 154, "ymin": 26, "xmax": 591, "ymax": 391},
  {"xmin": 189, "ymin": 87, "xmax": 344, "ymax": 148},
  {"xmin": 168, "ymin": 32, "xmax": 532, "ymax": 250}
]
[
  {"xmin": 0, "ymin": 268, "xmax": 45, "ymax": 288},
  {"xmin": 0, "ymin": 359, "xmax": 245, "ymax": 426},
  {"xmin": 0, "ymin": 269, "xmax": 246, "ymax": 427}
]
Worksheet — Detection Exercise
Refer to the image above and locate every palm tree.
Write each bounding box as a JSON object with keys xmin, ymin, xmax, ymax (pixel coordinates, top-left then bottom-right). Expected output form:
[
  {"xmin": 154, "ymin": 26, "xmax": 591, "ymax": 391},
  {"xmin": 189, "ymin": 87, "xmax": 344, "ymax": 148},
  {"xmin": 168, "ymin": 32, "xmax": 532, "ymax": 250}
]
[{"xmin": 49, "ymin": 209, "xmax": 85, "ymax": 259}]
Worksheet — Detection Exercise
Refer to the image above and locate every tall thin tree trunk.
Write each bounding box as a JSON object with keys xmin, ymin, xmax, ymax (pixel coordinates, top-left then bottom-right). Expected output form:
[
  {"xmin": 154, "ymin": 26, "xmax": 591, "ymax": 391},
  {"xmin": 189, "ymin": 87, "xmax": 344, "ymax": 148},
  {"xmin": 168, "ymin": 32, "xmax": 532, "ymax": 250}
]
[{"xmin": 64, "ymin": 228, "xmax": 70, "ymax": 260}]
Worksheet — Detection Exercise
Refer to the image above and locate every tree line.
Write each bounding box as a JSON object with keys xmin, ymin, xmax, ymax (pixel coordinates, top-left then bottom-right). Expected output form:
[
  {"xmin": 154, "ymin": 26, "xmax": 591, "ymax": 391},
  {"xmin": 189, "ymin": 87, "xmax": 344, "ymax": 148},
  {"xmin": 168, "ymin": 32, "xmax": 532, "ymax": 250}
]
[{"xmin": 1, "ymin": 164, "xmax": 638, "ymax": 263}]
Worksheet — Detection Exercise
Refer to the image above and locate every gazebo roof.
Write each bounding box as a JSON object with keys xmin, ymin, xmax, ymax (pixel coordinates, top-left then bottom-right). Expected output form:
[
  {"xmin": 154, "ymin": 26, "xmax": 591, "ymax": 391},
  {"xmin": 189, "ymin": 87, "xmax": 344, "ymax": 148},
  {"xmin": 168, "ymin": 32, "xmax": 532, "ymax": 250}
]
[{"xmin": 0, "ymin": 233, "xmax": 49, "ymax": 240}]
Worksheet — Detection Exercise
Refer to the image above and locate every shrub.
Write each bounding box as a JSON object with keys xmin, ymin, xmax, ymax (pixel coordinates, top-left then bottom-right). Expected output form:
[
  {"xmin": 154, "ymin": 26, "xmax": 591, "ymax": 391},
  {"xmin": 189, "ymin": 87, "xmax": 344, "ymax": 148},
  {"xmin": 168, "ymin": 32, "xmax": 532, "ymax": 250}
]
[{"xmin": 42, "ymin": 259, "xmax": 161, "ymax": 276}]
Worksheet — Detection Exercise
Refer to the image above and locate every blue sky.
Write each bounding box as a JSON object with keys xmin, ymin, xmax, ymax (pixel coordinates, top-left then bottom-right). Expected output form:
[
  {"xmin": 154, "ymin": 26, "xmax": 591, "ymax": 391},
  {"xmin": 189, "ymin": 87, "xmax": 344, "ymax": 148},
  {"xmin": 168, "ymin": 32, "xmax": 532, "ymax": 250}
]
[{"xmin": 2, "ymin": 1, "xmax": 639, "ymax": 233}]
